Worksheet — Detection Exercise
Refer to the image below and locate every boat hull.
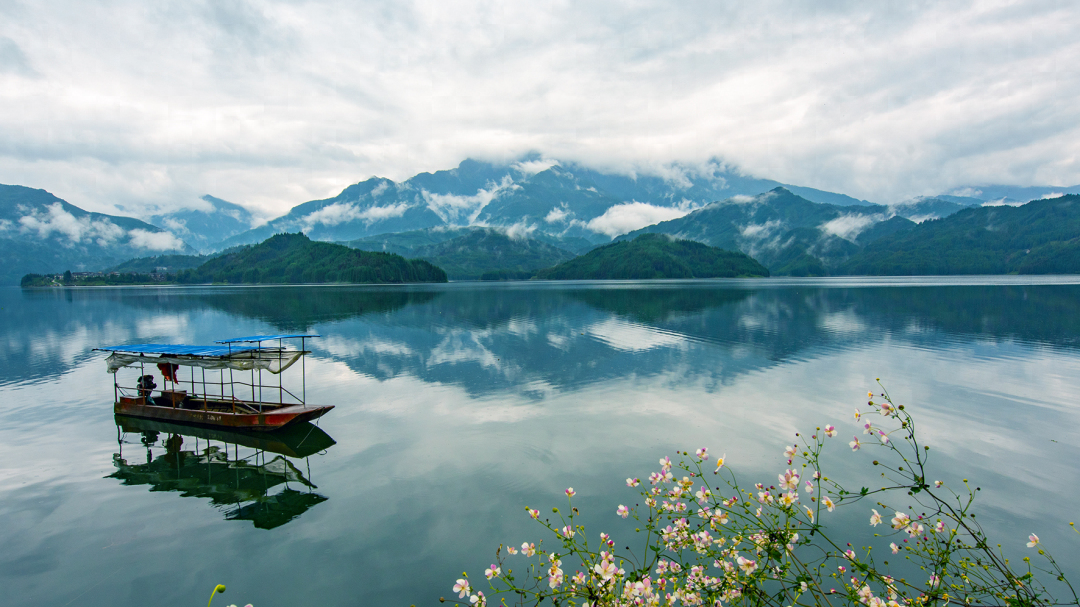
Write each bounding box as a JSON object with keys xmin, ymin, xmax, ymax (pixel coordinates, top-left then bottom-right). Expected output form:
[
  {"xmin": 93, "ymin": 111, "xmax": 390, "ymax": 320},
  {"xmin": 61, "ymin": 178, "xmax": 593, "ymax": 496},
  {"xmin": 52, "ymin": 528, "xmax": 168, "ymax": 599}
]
[{"xmin": 114, "ymin": 397, "xmax": 333, "ymax": 431}]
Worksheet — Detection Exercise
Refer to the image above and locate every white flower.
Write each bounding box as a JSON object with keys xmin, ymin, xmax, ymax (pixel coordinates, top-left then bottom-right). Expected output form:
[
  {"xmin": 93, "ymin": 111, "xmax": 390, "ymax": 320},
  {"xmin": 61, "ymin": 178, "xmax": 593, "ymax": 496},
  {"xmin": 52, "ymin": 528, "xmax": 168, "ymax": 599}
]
[
  {"xmin": 870, "ymin": 509, "xmax": 882, "ymax": 526},
  {"xmin": 891, "ymin": 512, "xmax": 910, "ymax": 530},
  {"xmin": 1027, "ymin": 534, "xmax": 1040, "ymax": 548},
  {"xmin": 453, "ymin": 579, "xmax": 471, "ymax": 599}
]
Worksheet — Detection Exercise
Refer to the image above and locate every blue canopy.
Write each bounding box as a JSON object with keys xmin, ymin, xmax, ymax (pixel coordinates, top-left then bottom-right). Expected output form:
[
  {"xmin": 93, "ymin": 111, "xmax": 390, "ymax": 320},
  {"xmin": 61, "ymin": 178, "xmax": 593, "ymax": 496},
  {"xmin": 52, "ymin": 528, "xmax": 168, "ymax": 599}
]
[
  {"xmin": 215, "ymin": 334, "xmax": 320, "ymax": 344},
  {"xmin": 97, "ymin": 344, "xmax": 257, "ymax": 357}
]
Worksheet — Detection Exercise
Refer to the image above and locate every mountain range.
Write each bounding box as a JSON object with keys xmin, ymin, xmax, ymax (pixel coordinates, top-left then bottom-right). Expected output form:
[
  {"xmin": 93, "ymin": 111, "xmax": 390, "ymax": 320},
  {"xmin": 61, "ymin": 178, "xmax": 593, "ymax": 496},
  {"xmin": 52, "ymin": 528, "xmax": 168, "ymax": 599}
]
[
  {"xmin": 5, "ymin": 156, "xmax": 1080, "ymax": 283},
  {"xmin": 149, "ymin": 195, "xmax": 257, "ymax": 253},
  {"xmin": 0, "ymin": 184, "xmax": 198, "ymax": 286}
]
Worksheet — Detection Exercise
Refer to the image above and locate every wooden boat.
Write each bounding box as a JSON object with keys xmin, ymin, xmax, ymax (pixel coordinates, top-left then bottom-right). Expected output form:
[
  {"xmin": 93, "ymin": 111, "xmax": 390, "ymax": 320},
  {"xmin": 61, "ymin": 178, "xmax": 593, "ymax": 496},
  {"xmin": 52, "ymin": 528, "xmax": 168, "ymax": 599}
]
[{"xmin": 96, "ymin": 334, "xmax": 333, "ymax": 431}]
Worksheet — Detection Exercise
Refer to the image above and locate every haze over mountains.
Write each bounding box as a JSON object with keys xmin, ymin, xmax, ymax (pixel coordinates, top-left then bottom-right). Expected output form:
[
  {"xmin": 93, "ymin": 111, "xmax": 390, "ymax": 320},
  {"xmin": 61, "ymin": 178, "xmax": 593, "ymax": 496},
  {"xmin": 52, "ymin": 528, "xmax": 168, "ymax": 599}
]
[
  {"xmin": 0, "ymin": 185, "xmax": 198, "ymax": 286},
  {"xmin": 4, "ymin": 156, "xmax": 1080, "ymax": 284}
]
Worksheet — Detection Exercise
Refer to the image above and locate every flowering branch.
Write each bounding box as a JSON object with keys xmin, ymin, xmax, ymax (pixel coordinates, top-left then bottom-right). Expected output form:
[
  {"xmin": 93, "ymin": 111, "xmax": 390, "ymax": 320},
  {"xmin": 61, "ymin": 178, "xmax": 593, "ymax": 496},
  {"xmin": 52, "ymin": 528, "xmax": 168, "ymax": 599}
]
[{"xmin": 446, "ymin": 384, "xmax": 1077, "ymax": 607}]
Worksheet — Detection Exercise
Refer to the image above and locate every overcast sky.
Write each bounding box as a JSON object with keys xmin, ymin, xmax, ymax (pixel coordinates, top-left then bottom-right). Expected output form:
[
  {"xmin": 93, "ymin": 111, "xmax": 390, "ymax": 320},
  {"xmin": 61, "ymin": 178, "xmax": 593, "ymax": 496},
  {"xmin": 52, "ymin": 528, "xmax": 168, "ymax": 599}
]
[{"xmin": 2, "ymin": 0, "xmax": 1078, "ymax": 217}]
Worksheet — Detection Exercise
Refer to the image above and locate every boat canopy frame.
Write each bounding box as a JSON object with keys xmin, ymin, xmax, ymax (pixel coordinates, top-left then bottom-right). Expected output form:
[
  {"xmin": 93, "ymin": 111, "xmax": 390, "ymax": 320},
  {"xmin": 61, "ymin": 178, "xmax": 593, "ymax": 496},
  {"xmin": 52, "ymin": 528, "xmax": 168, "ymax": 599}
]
[{"xmin": 95, "ymin": 335, "xmax": 320, "ymax": 413}]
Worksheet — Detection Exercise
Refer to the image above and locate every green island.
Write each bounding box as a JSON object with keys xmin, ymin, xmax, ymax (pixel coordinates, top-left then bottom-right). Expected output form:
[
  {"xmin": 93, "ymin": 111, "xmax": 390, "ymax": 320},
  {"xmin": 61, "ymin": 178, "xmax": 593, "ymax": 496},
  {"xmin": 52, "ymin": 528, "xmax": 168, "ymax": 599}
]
[
  {"xmin": 535, "ymin": 233, "xmax": 769, "ymax": 279},
  {"xmin": 22, "ymin": 233, "xmax": 447, "ymax": 286}
]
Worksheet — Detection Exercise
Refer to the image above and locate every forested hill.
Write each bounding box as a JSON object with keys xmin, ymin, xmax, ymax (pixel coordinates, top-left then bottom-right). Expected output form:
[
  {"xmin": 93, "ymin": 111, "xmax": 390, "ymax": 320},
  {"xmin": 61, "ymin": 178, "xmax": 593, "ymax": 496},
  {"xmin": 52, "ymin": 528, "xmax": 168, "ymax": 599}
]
[
  {"xmin": 408, "ymin": 229, "xmax": 577, "ymax": 279},
  {"xmin": 839, "ymin": 194, "xmax": 1080, "ymax": 275},
  {"xmin": 536, "ymin": 233, "xmax": 769, "ymax": 280},
  {"xmin": 177, "ymin": 233, "xmax": 447, "ymax": 284}
]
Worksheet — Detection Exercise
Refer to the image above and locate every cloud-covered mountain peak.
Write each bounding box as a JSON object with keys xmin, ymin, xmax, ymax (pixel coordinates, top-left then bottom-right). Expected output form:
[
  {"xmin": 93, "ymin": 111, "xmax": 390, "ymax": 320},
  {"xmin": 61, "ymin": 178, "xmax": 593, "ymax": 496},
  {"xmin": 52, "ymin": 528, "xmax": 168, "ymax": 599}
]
[{"xmin": 0, "ymin": 184, "xmax": 198, "ymax": 284}]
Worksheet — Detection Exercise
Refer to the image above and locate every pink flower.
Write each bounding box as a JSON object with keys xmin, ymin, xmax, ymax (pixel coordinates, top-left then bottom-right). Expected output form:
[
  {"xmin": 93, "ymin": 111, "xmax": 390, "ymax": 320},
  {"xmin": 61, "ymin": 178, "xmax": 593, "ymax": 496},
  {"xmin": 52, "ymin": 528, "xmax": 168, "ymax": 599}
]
[
  {"xmin": 891, "ymin": 512, "xmax": 910, "ymax": 529},
  {"xmin": 521, "ymin": 542, "xmax": 536, "ymax": 557},
  {"xmin": 565, "ymin": 487, "xmax": 576, "ymax": 498},
  {"xmin": 506, "ymin": 546, "xmax": 518, "ymax": 555},
  {"xmin": 561, "ymin": 525, "xmax": 575, "ymax": 538},
  {"xmin": 823, "ymin": 497, "xmax": 835, "ymax": 512},
  {"xmin": 617, "ymin": 505, "xmax": 630, "ymax": 518},
  {"xmin": 824, "ymin": 424, "xmax": 837, "ymax": 437},
  {"xmin": 849, "ymin": 436, "xmax": 861, "ymax": 451},
  {"xmin": 804, "ymin": 480, "xmax": 814, "ymax": 494},
  {"xmin": 784, "ymin": 444, "xmax": 797, "ymax": 459},
  {"xmin": 870, "ymin": 509, "xmax": 882, "ymax": 526},
  {"xmin": 485, "ymin": 564, "xmax": 501, "ymax": 580},
  {"xmin": 878, "ymin": 430, "xmax": 890, "ymax": 444},
  {"xmin": 696, "ymin": 447, "xmax": 709, "ymax": 460},
  {"xmin": 659, "ymin": 456, "xmax": 672, "ymax": 471},
  {"xmin": 736, "ymin": 556, "xmax": 757, "ymax": 575},
  {"xmin": 844, "ymin": 549, "xmax": 856, "ymax": 560},
  {"xmin": 528, "ymin": 508, "xmax": 540, "ymax": 519},
  {"xmin": 626, "ymin": 477, "xmax": 640, "ymax": 487},
  {"xmin": 890, "ymin": 542, "xmax": 899, "ymax": 554},
  {"xmin": 453, "ymin": 579, "xmax": 471, "ymax": 599},
  {"xmin": 1027, "ymin": 534, "xmax": 1040, "ymax": 548},
  {"xmin": 779, "ymin": 469, "xmax": 800, "ymax": 490}
]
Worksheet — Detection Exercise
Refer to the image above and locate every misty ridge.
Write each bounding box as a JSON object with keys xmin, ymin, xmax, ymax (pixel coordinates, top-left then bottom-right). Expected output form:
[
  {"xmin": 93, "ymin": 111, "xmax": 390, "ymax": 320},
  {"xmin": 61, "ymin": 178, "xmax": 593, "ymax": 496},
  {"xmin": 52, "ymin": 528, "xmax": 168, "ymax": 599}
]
[{"xmin": 5, "ymin": 155, "xmax": 1080, "ymax": 285}]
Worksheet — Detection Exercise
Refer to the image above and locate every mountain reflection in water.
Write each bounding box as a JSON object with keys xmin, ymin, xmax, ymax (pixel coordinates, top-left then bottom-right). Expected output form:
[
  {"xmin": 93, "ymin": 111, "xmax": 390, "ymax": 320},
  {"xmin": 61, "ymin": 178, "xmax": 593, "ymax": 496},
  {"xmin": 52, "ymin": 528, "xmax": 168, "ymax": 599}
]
[{"xmin": 108, "ymin": 417, "xmax": 336, "ymax": 529}]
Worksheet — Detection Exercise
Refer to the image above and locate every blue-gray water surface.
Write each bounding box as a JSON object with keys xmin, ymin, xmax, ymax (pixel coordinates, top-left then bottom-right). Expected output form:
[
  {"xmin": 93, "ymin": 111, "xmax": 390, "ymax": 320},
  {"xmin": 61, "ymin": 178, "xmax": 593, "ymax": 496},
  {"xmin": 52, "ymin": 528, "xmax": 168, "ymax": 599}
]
[{"xmin": 1, "ymin": 277, "xmax": 1079, "ymax": 606}]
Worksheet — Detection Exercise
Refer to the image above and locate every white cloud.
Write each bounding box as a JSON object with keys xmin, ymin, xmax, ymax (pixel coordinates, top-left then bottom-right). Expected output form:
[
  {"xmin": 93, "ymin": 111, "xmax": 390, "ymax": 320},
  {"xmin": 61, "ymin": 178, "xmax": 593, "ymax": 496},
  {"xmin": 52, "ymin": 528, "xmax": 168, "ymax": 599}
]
[
  {"xmin": 651, "ymin": 165, "xmax": 693, "ymax": 189},
  {"xmin": 16, "ymin": 202, "xmax": 185, "ymax": 249},
  {"xmin": 586, "ymin": 202, "xmax": 690, "ymax": 238},
  {"xmin": 727, "ymin": 194, "xmax": 756, "ymax": 204},
  {"xmin": 423, "ymin": 175, "xmax": 517, "ymax": 225},
  {"xmin": 512, "ymin": 158, "xmax": 560, "ymax": 175},
  {"xmin": 738, "ymin": 219, "xmax": 783, "ymax": 239},
  {"xmin": 820, "ymin": 214, "xmax": 880, "ymax": 241},
  {"xmin": 544, "ymin": 206, "xmax": 569, "ymax": 223},
  {"xmin": 1041, "ymin": 192, "xmax": 1064, "ymax": 199},
  {"xmin": 128, "ymin": 229, "xmax": 186, "ymax": 251},
  {"xmin": 1, "ymin": 2, "xmax": 1079, "ymax": 213},
  {"xmin": 302, "ymin": 201, "xmax": 410, "ymax": 229},
  {"xmin": 159, "ymin": 216, "xmax": 189, "ymax": 234},
  {"xmin": 949, "ymin": 187, "xmax": 982, "ymax": 198},
  {"xmin": 503, "ymin": 221, "xmax": 536, "ymax": 240},
  {"xmin": 18, "ymin": 203, "xmax": 125, "ymax": 245}
]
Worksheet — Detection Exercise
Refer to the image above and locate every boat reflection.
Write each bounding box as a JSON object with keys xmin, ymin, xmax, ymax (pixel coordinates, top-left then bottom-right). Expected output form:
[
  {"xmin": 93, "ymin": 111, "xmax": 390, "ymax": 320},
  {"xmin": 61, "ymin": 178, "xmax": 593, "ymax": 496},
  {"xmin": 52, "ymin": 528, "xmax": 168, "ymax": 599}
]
[{"xmin": 108, "ymin": 415, "xmax": 336, "ymax": 529}]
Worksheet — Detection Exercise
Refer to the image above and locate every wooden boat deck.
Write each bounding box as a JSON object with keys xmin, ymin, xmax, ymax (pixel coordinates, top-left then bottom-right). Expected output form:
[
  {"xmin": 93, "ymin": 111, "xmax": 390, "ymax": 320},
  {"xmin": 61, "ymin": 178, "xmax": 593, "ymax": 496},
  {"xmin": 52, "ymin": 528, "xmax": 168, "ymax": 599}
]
[{"xmin": 115, "ymin": 394, "xmax": 333, "ymax": 431}]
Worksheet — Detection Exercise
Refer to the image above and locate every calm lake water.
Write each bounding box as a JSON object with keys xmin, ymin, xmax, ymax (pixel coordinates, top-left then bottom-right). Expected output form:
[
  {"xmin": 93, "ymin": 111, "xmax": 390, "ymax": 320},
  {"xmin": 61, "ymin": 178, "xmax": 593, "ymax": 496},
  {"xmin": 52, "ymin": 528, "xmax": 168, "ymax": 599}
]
[{"xmin": 2, "ymin": 277, "xmax": 1079, "ymax": 606}]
